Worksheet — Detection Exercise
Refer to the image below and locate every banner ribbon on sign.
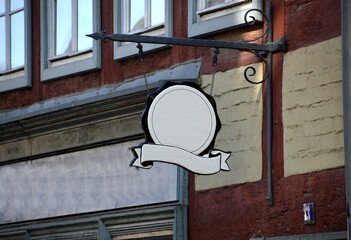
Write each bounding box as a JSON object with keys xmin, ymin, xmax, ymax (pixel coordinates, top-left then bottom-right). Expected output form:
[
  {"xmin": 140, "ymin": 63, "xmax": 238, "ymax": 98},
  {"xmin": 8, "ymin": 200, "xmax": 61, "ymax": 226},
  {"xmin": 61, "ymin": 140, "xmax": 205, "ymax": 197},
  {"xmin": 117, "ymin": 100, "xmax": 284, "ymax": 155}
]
[{"xmin": 131, "ymin": 144, "xmax": 231, "ymax": 175}]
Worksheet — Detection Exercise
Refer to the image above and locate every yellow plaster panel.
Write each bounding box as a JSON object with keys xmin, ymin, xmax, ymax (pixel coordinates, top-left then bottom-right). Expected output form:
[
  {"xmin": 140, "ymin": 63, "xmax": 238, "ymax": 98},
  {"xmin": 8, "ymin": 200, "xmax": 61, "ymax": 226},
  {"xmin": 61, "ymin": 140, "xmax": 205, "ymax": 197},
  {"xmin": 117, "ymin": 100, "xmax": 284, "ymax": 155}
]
[
  {"xmin": 283, "ymin": 36, "xmax": 344, "ymax": 177},
  {"xmin": 195, "ymin": 63, "xmax": 263, "ymax": 191}
]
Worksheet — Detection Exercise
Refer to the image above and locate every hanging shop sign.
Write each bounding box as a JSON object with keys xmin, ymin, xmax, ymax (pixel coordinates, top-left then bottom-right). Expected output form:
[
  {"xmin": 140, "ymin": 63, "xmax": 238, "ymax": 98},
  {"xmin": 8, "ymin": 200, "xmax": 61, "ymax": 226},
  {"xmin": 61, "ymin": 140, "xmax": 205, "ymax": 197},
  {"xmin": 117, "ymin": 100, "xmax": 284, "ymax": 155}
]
[
  {"xmin": 130, "ymin": 81, "xmax": 231, "ymax": 175},
  {"xmin": 88, "ymin": 0, "xmax": 286, "ymax": 202}
]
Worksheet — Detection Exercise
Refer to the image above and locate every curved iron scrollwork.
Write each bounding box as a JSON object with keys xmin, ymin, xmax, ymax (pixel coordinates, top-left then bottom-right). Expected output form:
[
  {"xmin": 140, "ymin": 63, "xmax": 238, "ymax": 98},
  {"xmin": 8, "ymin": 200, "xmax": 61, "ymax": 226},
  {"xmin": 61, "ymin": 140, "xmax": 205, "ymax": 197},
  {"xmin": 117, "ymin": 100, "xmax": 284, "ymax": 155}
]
[
  {"xmin": 244, "ymin": 50, "xmax": 269, "ymax": 84},
  {"xmin": 244, "ymin": 8, "xmax": 269, "ymax": 43},
  {"xmin": 242, "ymin": 7, "xmax": 271, "ymax": 85}
]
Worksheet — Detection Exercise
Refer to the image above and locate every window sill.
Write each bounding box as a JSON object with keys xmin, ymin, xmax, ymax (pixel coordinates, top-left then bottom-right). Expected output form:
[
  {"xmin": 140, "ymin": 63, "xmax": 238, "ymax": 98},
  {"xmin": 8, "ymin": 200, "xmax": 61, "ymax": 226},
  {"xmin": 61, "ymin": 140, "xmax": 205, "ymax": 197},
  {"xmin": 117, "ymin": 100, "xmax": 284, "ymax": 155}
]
[
  {"xmin": 0, "ymin": 69, "xmax": 30, "ymax": 93},
  {"xmin": 47, "ymin": 49, "xmax": 93, "ymax": 62},
  {"xmin": 127, "ymin": 23, "xmax": 165, "ymax": 35},
  {"xmin": 0, "ymin": 66, "xmax": 25, "ymax": 76},
  {"xmin": 0, "ymin": 68, "xmax": 25, "ymax": 82},
  {"xmin": 47, "ymin": 50, "xmax": 94, "ymax": 68},
  {"xmin": 114, "ymin": 25, "xmax": 168, "ymax": 60},
  {"xmin": 41, "ymin": 53, "xmax": 99, "ymax": 81}
]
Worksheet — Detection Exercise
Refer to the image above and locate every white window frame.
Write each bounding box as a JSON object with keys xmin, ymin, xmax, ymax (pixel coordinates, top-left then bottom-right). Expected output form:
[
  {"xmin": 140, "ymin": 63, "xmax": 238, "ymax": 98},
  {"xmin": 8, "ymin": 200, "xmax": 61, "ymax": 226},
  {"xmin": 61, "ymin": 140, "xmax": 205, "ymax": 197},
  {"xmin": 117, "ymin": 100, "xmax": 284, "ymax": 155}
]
[
  {"xmin": 188, "ymin": 0, "xmax": 262, "ymax": 38},
  {"xmin": 40, "ymin": 0, "xmax": 101, "ymax": 82},
  {"xmin": 113, "ymin": 0, "xmax": 173, "ymax": 60},
  {"xmin": 0, "ymin": 0, "xmax": 31, "ymax": 93},
  {"xmin": 48, "ymin": 0, "xmax": 93, "ymax": 60}
]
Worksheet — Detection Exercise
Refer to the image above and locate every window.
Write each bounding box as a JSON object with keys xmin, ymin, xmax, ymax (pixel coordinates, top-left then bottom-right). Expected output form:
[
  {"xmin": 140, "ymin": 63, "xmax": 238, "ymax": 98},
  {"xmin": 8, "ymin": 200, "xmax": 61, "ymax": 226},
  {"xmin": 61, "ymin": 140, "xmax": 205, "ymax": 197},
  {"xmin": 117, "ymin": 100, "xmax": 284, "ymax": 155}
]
[
  {"xmin": 41, "ymin": 0, "xmax": 101, "ymax": 81},
  {"xmin": 0, "ymin": 0, "xmax": 31, "ymax": 93},
  {"xmin": 188, "ymin": 0, "xmax": 263, "ymax": 37},
  {"xmin": 123, "ymin": 0, "xmax": 165, "ymax": 34},
  {"xmin": 114, "ymin": 0, "xmax": 173, "ymax": 60},
  {"xmin": 54, "ymin": 0, "xmax": 93, "ymax": 57}
]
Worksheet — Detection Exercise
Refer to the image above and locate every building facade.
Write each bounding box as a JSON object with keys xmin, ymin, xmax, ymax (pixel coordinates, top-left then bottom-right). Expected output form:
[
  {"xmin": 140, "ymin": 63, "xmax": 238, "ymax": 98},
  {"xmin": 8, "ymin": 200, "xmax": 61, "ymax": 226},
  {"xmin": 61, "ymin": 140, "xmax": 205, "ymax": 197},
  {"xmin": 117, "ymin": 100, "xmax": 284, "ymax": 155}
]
[{"xmin": 0, "ymin": 0, "xmax": 349, "ymax": 239}]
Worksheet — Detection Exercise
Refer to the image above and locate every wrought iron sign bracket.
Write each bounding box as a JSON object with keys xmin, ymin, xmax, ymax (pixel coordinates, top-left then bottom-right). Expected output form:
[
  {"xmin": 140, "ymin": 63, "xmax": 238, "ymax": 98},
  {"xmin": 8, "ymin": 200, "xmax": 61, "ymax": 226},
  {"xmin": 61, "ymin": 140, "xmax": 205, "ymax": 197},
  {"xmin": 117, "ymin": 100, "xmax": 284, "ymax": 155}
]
[
  {"xmin": 87, "ymin": 3, "xmax": 286, "ymax": 84},
  {"xmin": 87, "ymin": 1, "xmax": 286, "ymax": 206}
]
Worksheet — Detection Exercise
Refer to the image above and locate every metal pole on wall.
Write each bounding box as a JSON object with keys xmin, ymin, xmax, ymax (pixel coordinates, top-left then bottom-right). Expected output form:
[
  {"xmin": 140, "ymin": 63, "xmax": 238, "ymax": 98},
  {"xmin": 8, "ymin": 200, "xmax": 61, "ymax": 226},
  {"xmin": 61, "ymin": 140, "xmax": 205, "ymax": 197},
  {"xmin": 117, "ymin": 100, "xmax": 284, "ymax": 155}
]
[
  {"xmin": 342, "ymin": 0, "xmax": 351, "ymax": 239},
  {"xmin": 265, "ymin": 1, "xmax": 273, "ymax": 206}
]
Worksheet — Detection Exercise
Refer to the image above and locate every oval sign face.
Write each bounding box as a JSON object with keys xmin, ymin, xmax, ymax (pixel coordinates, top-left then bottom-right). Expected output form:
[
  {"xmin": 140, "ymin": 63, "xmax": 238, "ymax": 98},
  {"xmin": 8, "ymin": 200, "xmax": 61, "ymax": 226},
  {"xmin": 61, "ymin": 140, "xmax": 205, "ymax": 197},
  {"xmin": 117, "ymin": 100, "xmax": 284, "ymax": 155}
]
[{"xmin": 147, "ymin": 85, "xmax": 217, "ymax": 155}]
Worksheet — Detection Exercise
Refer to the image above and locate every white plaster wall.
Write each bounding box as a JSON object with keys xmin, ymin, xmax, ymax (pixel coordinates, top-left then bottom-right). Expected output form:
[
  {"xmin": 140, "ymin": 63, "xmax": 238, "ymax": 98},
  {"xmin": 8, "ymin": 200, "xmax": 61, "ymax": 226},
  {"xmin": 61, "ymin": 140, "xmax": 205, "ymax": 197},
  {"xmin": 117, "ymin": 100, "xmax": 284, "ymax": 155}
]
[
  {"xmin": 0, "ymin": 140, "xmax": 178, "ymax": 223},
  {"xmin": 282, "ymin": 36, "xmax": 344, "ymax": 176},
  {"xmin": 196, "ymin": 63, "xmax": 263, "ymax": 190}
]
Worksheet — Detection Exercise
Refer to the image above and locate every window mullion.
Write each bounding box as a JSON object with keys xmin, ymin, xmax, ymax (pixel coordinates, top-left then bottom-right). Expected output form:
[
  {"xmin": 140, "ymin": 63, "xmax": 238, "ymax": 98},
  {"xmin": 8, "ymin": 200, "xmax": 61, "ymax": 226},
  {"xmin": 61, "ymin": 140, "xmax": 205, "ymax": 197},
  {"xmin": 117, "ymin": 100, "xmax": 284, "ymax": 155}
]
[
  {"xmin": 123, "ymin": 0, "xmax": 130, "ymax": 33},
  {"xmin": 198, "ymin": 0, "xmax": 204, "ymax": 11},
  {"xmin": 72, "ymin": 0, "xmax": 78, "ymax": 52},
  {"xmin": 145, "ymin": 0, "xmax": 150, "ymax": 29},
  {"xmin": 49, "ymin": 0, "xmax": 56, "ymax": 58},
  {"xmin": 9, "ymin": 8, "xmax": 24, "ymax": 15},
  {"xmin": 5, "ymin": 0, "xmax": 11, "ymax": 70}
]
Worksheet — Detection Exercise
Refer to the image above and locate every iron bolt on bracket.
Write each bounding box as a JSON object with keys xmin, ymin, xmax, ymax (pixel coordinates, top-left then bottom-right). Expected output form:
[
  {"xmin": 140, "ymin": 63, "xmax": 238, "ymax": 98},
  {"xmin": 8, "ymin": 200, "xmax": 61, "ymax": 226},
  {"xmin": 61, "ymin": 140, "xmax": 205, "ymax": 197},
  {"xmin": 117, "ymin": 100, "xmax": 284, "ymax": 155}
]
[{"xmin": 87, "ymin": 1, "xmax": 286, "ymax": 206}]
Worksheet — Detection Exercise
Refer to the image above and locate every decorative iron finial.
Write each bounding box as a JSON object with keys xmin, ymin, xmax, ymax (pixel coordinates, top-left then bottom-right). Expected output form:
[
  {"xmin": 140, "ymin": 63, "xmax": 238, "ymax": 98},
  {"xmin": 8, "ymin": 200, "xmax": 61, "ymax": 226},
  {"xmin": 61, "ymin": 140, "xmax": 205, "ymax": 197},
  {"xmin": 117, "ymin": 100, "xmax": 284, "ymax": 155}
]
[{"xmin": 86, "ymin": 30, "xmax": 107, "ymax": 42}]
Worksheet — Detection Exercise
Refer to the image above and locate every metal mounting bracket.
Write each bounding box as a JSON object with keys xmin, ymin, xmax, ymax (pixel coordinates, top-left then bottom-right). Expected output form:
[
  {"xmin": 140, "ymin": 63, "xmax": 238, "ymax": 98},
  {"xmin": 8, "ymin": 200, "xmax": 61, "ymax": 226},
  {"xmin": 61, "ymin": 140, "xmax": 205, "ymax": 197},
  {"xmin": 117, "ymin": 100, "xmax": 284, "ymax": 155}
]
[{"xmin": 87, "ymin": 1, "xmax": 286, "ymax": 205}]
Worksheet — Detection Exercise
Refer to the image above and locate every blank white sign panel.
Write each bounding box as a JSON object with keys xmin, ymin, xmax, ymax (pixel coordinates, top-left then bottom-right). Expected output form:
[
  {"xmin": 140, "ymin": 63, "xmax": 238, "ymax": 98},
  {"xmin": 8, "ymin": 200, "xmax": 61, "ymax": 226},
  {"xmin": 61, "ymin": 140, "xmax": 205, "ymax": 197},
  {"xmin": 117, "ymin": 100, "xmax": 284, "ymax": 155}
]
[
  {"xmin": 0, "ymin": 140, "xmax": 178, "ymax": 224},
  {"xmin": 148, "ymin": 85, "xmax": 217, "ymax": 154}
]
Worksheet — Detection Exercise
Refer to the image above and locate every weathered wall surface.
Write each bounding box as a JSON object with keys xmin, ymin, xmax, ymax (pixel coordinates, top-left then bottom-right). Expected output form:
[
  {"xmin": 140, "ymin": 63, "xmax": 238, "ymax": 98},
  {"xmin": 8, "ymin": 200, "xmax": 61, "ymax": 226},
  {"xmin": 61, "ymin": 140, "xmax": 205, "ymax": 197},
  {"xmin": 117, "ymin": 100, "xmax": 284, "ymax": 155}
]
[
  {"xmin": 189, "ymin": 168, "xmax": 346, "ymax": 240},
  {"xmin": 196, "ymin": 63, "xmax": 263, "ymax": 190},
  {"xmin": 0, "ymin": 114, "xmax": 142, "ymax": 163},
  {"xmin": 283, "ymin": 37, "xmax": 344, "ymax": 176}
]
